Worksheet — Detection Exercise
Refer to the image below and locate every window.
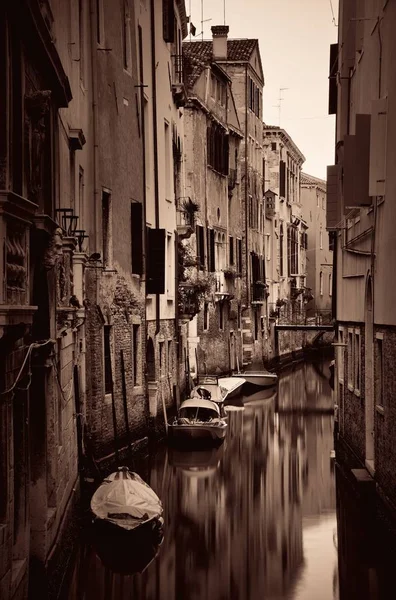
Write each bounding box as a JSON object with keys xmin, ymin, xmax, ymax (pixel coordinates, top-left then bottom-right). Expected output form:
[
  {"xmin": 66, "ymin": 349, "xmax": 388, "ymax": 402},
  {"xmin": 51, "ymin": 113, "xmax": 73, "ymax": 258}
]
[
  {"xmin": 79, "ymin": 0, "xmax": 85, "ymax": 83},
  {"xmin": 320, "ymin": 271, "xmax": 323, "ymax": 295},
  {"xmin": 78, "ymin": 167, "xmax": 84, "ymax": 227},
  {"xmin": 203, "ymin": 302, "xmax": 209, "ymax": 331},
  {"xmin": 279, "ymin": 223, "xmax": 284, "ymax": 277},
  {"xmin": 347, "ymin": 329, "xmax": 354, "ymax": 389},
  {"xmin": 329, "ymin": 272, "xmax": 333, "ymax": 296},
  {"xmin": 279, "ymin": 160, "xmax": 286, "ymax": 198},
  {"xmin": 196, "ymin": 225, "xmax": 205, "ymax": 270},
  {"xmin": 96, "ymin": 0, "xmax": 104, "ymax": 45},
  {"xmin": 207, "ymin": 228, "xmax": 215, "ymax": 272},
  {"xmin": 133, "ymin": 324, "xmax": 140, "ymax": 386},
  {"xmin": 375, "ymin": 334, "xmax": 384, "ymax": 407},
  {"xmin": 338, "ymin": 328, "xmax": 344, "ymax": 384},
  {"xmin": 104, "ymin": 325, "xmax": 112, "ymax": 395},
  {"xmin": 354, "ymin": 330, "xmax": 361, "ymax": 394},
  {"xmin": 131, "ymin": 202, "xmax": 143, "ymax": 275},
  {"xmin": 147, "ymin": 228, "xmax": 166, "ymax": 294},
  {"xmin": 166, "ymin": 233, "xmax": 173, "ymax": 297},
  {"xmin": 207, "ymin": 122, "xmax": 229, "ymax": 175},
  {"xmin": 163, "ymin": 0, "xmax": 175, "ymax": 42},
  {"xmin": 102, "ymin": 190, "xmax": 112, "ymax": 268},
  {"xmin": 229, "ymin": 236, "xmax": 234, "ymax": 266},
  {"xmin": 164, "ymin": 120, "xmax": 171, "ymax": 200},
  {"xmin": 237, "ymin": 238, "xmax": 242, "ymax": 274},
  {"xmin": 237, "ymin": 305, "xmax": 241, "ymax": 329},
  {"xmin": 271, "ymin": 142, "xmax": 277, "ymax": 151},
  {"xmin": 320, "ymin": 230, "xmax": 323, "ymax": 249},
  {"xmin": 265, "ymin": 233, "xmax": 271, "ymax": 261},
  {"xmin": 122, "ymin": 1, "xmax": 131, "ymax": 71}
]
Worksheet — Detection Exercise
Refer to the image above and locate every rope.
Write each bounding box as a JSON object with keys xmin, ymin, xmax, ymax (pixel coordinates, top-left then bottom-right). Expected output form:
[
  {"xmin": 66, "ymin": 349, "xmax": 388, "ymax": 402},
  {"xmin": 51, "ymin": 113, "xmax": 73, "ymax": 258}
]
[{"xmin": 0, "ymin": 339, "xmax": 55, "ymax": 398}]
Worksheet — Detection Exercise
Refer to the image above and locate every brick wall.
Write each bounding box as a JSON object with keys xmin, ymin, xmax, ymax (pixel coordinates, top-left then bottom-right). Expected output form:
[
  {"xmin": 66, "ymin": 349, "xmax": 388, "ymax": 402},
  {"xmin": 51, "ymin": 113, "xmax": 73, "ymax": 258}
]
[{"xmin": 374, "ymin": 326, "xmax": 396, "ymax": 504}]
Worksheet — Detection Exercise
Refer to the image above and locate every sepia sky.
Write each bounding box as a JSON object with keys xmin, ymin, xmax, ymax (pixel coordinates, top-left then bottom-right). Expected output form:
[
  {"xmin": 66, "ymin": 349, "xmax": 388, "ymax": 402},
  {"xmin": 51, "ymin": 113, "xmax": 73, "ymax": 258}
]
[{"xmin": 188, "ymin": 0, "xmax": 339, "ymax": 180}]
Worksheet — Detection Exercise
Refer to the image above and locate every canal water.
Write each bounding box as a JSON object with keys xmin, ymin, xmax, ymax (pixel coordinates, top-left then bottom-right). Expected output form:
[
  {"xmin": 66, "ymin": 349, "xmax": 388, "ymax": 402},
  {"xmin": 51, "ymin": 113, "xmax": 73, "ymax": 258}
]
[{"xmin": 62, "ymin": 358, "xmax": 340, "ymax": 600}]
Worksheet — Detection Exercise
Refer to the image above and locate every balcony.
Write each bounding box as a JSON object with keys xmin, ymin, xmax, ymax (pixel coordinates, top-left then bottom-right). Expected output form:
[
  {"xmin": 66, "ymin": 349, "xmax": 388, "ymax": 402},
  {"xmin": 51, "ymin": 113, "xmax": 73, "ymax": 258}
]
[
  {"xmin": 171, "ymin": 54, "xmax": 187, "ymax": 108},
  {"xmin": 251, "ymin": 281, "xmax": 268, "ymax": 303},
  {"xmin": 215, "ymin": 271, "xmax": 233, "ymax": 301},
  {"xmin": 176, "ymin": 197, "xmax": 199, "ymax": 239}
]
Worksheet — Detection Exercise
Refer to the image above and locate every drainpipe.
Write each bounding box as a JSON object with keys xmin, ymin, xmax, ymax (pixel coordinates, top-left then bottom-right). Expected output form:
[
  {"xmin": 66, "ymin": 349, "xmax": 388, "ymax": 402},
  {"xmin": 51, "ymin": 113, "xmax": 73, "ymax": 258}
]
[
  {"xmin": 138, "ymin": 25, "xmax": 147, "ymax": 284},
  {"xmin": 90, "ymin": 0, "xmax": 100, "ymax": 257},
  {"xmin": 150, "ymin": 0, "xmax": 160, "ymax": 335},
  {"xmin": 244, "ymin": 64, "xmax": 249, "ymax": 304}
]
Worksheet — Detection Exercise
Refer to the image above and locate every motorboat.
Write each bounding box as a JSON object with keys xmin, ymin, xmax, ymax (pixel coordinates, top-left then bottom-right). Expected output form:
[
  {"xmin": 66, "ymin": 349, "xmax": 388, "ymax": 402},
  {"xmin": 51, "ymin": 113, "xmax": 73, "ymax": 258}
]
[
  {"xmin": 224, "ymin": 383, "xmax": 278, "ymax": 407},
  {"xmin": 90, "ymin": 467, "xmax": 163, "ymax": 533},
  {"xmin": 231, "ymin": 369, "xmax": 278, "ymax": 392},
  {"xmin": 190, "ymin": 375, "xmax": 245, "ymax": 418},
  {"xmin": 168, "ymin": 398, "xmax": 227, "ymax": 444}
]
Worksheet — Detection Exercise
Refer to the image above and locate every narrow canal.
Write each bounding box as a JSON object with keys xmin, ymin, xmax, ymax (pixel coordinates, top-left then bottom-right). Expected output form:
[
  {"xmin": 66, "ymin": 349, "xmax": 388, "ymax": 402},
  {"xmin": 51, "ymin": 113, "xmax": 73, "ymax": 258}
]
[{"xmin": 59, "ymin": 357, "xmax": 348, "ymax": 599}]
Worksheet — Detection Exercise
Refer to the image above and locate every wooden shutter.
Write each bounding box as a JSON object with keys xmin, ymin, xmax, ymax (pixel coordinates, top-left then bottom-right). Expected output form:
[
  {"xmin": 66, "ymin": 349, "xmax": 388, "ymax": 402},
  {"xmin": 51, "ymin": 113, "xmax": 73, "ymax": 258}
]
[
  {"xmin": 147, "ymin": 228, "xmax": 165, "ymax": 294},
  {"xmin": 328, "ymin": 43, "xmax": 338, "ymax": 115},
  {"xmin": 355, "ymin": 114, "xmax": 371, "ymax": 205},
  {"xmin": 163, "ymin": 0, "xmax": 175, "ymax": 43},
  {"xmin": 196, "ymin": 225, "xmax": 205, "ymax": 269},
  {"xmin": 131, "ymin": 202, "xmax": 143, "ymax": 275},
  {"xmin": 326, "ymin": 165, "xmax": 341, "ymax": 229},
  {"xmin": 279, "ymin": 160, "xmax": 286, "ymax": 198},
  {"xmin": 209, "ymin": 229, "xmax": 215, "ymax": 272},
  {"xmin": 369, "ymin": 97, "xmax": 387, "ymax": 197},
  {"xmin": 229, "ymin": 236, "xmax": 234, "ymax": 265},
  {"xmin": 343, "ymin": 134, "xmax": 356, "ymax": 209}
]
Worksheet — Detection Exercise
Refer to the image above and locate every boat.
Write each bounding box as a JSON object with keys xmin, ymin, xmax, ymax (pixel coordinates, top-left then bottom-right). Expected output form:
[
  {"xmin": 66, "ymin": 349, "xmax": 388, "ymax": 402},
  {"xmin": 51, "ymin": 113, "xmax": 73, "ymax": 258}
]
[
  {"xmin": 89, "ymin": 513, "xmax": 164, "ymax": 575},
  {"xmin": 168, "ymin": 445, "xmax": 224, "ymax": 478},
  {"xmin": 190, "ymin": 375, "xmax": 245, "ymax": 418},
  {"xmin": 90, "ymin": 467, "xmax": 163, "ymax": 532},
  {"xmin": 231, "ymin": 369, "xmax": 278, "ymax": 392},
  {"xmin": 168, "ymin": 398, "xmax": 227, "ymax": 444}
]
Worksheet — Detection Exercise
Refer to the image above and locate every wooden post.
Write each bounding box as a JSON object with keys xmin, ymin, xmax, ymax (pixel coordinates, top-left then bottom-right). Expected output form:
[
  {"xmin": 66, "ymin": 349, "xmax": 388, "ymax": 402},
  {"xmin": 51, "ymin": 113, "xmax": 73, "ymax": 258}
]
[
  {"xmin": 162, "ymin": 390, "xmax": 169, "ymax": 435},
  {"xmin": 120, "ymin": 350, "xmax": 132, "ymax": 456},
  {"xmin": 109, "ymin": 353, "xmax": 119, "ymax": 463}
]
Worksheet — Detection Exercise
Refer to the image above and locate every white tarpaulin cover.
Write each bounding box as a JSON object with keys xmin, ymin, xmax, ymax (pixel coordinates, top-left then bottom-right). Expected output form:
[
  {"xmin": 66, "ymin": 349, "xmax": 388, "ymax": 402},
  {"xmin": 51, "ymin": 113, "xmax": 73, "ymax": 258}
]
[{"xmin": 91, "ymin": 469, "xmax": 163, "ymax": 531}]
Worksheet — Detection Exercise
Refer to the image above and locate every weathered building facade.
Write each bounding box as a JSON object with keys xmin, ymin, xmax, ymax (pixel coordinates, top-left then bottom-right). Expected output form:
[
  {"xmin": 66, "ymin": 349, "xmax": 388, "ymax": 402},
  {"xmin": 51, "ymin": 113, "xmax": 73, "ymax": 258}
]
[
  {"xmin": 330, "ymin": 0, "xmax": 396, "ymax": 521},
  {"xmin": 262, "ymin": 126, "xmax": 307, "ymax": 360},
  {"xmin": 136, "ymin": 0, "xmax": 188, "ymax": 423},
  {"xmin": 182, "ymin": 26, "xmax": 243, "ymax": 376},
  {"xmin": 301, "ymin": 173, "xmax": 333, "ymax": 319},
  {"xmin": 0, "ymin": 0, "xmax": 93, "ymax": 597},
  {"xmin": 183, "ymin": 28, "xmax": 266, "ymax": 369}
]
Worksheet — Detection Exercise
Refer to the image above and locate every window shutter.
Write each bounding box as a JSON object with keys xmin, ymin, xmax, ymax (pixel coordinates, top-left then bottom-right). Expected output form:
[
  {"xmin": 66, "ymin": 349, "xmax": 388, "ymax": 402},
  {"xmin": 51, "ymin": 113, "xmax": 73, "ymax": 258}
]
[
  {"xmin": 328, "ymin": 43, "xmax": 338, "ymax": 115},
  {"xmin": 369, "ymin": 97, "xmax": 387, "ymax": 197},
  {"xmin": 229, "ymin": 236, "xmax": 234, "ymax": 265},
  {"xmin": 131, "ymin": 202, "xmax": 143, "ymax": 275},
  {"xmin": 326, "ymin": 165, "xmax": 341, "ymax": 229},
  {"xmin": 355, "ymin": 114, "xmax": 371, "ymax": 205},
  {"xmin": 209, "ymin": 229, "xmax": 215, "ymax": 272},
  {"xmin": 343, "ymin": 134, "xmax": 356, "ymax": 209},
  {"xmin": 147, "ymin": 228, "xmax": 166, "ymax": 294},
  {"xmin": 197, "ymin": 225, "xmax": 205, "ymax": 269},
  {"xmin": 163, "ymin": 0, "xmax": 175, "ymax": 43},
  {"xmin": 279, "ymin": 160, "xmax": 286, "ymax": 198}
]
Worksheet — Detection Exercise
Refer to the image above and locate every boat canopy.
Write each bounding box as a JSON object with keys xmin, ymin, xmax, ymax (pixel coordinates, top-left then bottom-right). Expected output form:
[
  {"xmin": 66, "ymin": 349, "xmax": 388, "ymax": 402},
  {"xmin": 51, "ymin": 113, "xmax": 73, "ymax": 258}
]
[{"xmin": 179, "ymin": 399, "xmax": 220, "ymax": 415}]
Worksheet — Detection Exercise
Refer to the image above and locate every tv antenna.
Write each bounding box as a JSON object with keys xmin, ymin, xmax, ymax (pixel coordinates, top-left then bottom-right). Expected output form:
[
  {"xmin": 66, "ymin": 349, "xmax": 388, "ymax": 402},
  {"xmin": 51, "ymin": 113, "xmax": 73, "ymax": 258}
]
[{"xmin": 272, "ymin": 87, "xmax": 289, "ymax": 126}]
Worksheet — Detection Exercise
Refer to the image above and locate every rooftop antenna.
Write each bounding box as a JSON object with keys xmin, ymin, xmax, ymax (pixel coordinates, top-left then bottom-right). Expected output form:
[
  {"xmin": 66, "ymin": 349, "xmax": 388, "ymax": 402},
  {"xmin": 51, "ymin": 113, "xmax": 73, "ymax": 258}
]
[
  {"xmin": 272, "ymin": 87, "xmax": 289, "ymax": 127},
  {"xmin": 224, "ymin": 0, "xmax": 226, "ymax": 25}
]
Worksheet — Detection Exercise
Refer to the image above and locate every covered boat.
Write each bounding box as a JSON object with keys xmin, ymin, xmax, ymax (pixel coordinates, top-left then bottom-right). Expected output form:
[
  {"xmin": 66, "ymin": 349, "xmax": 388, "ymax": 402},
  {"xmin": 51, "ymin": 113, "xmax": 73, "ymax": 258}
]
[
  {"xmin": 190, "ymin": 375, "xmax": 245, "ymax": 416},
  {"xmin": 232, "ymin": 369, "xmax": 278, "ymax": 392},
  {"xmin": 90, "ymin": 467, "xmax": 163, "ymax": 532},
  {"xmin": 168, "ymin": 398, "xmax": 227, "ymax": 444}
]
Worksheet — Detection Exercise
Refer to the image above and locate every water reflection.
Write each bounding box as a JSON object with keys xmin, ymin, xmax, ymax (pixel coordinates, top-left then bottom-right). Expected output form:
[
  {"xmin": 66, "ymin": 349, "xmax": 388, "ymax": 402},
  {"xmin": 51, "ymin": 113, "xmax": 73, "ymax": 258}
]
[{"xmin": 63, "ymin": 360, "xmax": 338, "ymax": 600}]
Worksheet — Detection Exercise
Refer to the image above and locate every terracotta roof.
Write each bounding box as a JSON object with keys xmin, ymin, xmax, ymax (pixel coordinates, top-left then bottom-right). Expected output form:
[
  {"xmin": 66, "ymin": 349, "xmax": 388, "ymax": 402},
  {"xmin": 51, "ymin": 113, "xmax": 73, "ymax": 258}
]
[
  {"xmin": 301, "ymin": 172, "xmax": 327, "ymax": 190},
  {"xmin": 183, "ymin": 39, "xmax": 258, "ymax": 90}
]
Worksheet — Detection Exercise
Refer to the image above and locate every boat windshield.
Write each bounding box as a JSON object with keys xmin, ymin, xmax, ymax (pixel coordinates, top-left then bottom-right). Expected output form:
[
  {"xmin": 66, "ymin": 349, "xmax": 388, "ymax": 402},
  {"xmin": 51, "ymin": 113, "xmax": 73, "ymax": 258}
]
[{"xmin": 179, "ymin": 407, "xmax": 219, "ymax": 421}]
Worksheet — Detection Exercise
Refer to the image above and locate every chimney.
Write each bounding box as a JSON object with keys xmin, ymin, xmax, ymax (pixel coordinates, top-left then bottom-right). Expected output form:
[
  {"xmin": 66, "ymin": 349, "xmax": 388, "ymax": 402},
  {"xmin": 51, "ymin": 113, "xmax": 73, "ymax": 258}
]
[{"xmin": 211, "ymin": 25, "xmax": 229, "ymax": 61}]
